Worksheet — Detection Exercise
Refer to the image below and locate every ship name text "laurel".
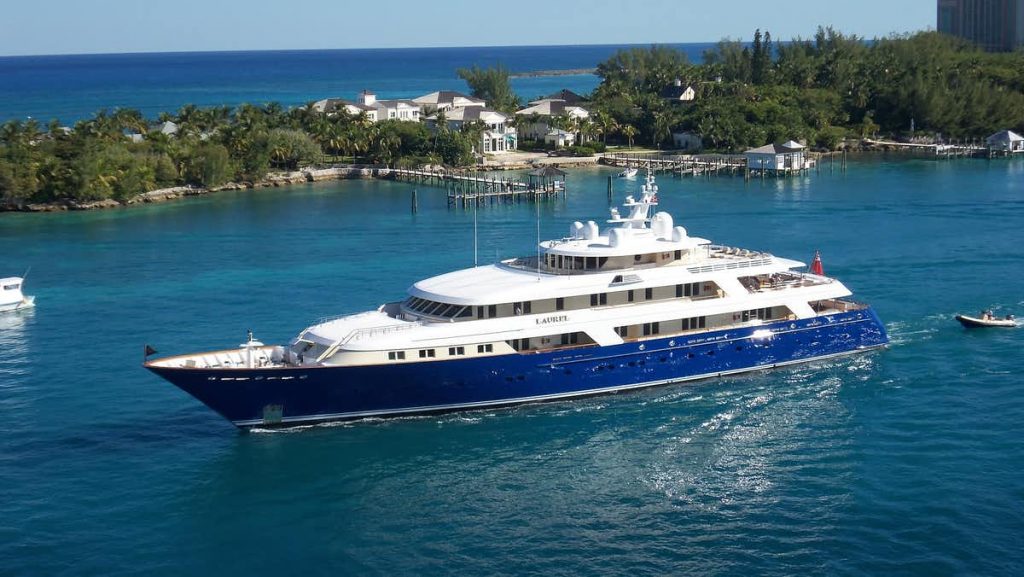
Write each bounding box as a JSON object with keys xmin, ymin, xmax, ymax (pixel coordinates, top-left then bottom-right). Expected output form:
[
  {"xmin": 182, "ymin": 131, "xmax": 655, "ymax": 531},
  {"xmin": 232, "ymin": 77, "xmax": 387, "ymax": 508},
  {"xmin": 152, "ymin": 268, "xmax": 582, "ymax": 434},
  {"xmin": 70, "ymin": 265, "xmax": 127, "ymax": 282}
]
[{"xmin": 536, "ymin": 315, "xmax": 568, "ymax": 325}]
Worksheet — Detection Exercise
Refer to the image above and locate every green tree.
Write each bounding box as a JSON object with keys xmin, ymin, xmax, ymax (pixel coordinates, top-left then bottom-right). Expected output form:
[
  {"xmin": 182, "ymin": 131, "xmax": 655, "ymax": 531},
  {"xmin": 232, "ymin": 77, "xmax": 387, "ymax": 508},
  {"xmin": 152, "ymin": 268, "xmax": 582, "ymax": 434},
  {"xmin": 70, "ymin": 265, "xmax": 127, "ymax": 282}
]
[
  {"xmin": 184, "ymin": 144, "xmax": 233, "ymax": 187},
  {"xmin": 456, "ymin": 65, "xmax": 521, "ymax": 113}
]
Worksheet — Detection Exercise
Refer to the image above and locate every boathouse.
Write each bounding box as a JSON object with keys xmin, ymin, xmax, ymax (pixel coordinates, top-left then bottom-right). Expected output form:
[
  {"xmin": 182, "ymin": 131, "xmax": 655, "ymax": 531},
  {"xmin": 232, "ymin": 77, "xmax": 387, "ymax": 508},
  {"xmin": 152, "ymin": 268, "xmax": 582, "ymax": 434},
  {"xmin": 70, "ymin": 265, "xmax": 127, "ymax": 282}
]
[
  {"xmin": 744, "ymin": 140, "xmax": 807, "ymax": 172},
  {"xmin": 985, "ymin": 130, "xmax": 1024, "ymax": 153}
]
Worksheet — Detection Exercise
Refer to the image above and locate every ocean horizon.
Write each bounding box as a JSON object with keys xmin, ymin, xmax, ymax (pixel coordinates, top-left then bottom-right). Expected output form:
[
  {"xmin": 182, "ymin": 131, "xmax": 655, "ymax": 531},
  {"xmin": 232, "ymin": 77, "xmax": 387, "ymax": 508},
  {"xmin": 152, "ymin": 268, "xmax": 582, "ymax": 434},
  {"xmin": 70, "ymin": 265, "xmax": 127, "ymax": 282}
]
[{"xmin": 0, "ymin": 43, "xmax": 716, "ymax": 125}]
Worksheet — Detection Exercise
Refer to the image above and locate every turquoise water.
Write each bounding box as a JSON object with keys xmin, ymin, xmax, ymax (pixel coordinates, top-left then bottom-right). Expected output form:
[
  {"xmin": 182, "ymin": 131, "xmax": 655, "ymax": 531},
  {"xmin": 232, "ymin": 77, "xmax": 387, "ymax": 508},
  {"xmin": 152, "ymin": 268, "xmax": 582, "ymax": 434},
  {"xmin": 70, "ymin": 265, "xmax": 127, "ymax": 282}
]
[{"xmin": 2, "ymin": 157, "xmax": 1023, "ymax": 575}]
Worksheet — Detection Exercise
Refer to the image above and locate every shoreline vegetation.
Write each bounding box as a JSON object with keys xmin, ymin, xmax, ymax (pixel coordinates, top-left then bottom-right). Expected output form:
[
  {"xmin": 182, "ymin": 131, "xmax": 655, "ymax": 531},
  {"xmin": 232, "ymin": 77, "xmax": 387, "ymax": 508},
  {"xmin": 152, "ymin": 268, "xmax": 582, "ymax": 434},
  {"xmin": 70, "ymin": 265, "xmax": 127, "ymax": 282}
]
[{"xmin": 4, "ymin": 28, "xmax": 1024, "ymax": 213}]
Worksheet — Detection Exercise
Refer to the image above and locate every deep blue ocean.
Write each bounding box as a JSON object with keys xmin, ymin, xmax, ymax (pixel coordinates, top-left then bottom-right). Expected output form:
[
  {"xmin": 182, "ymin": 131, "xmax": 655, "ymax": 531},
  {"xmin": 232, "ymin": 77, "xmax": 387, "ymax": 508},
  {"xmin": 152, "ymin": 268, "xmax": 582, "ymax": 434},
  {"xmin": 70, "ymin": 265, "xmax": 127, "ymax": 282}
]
[
  {"xmin": 0, "ymin": 43, "xmax": 714, "ymax": 124},
  {"xmin": 2, "ymin": 155, "xmax": 1023, "ymax": 576}
]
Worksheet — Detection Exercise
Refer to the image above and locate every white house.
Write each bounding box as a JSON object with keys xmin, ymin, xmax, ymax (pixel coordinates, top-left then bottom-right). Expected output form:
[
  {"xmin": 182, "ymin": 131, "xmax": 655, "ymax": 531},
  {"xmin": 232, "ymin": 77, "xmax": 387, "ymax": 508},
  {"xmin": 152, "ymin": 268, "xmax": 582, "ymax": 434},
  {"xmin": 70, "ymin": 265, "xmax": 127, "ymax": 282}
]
[
  {"xmin": 660, "ymin": 79, "xmax": 696, "ymax": 102},
  {"xmin": 413, "ymin": 91, "xmax": 486, "ymax": 113},
  {"xmin": 544, "ymin": 129, "xmax": 575, "ymax": 148},
  {"xmin": 312, "ymin": 91, "xmax": 420, "ymax": 123},
  {"xmin": 986, "ymin": 130, "xmax": 1024, "ymax": 152},
  {"xmin": 515, "ymin": 99, "xmax": 590, "ymax": 141},
  {"xmin": 744, "ymin": 141, "xmax": 807, "ymax": 171},
  {"xmin": 427, "ymin": 107, "xmax": 518, "ymax": 153}
]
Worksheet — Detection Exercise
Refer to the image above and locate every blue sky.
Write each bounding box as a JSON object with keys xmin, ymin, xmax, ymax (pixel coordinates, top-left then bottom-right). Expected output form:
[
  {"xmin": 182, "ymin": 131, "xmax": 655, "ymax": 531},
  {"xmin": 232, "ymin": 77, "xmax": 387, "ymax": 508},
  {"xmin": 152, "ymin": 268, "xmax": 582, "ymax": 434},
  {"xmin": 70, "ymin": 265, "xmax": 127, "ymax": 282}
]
[{"xmin": 1, "ymin": 0, "xmax": 934, "ymax": 56}]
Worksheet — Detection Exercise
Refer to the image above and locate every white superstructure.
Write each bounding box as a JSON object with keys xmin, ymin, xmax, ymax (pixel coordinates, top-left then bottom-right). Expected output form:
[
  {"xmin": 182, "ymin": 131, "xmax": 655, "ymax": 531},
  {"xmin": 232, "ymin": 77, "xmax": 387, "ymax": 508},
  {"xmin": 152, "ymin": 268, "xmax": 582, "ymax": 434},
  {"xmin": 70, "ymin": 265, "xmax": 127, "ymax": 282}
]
[{"xmin": 151, "ymin": 172, "xmax": 864, "ymax": 372}]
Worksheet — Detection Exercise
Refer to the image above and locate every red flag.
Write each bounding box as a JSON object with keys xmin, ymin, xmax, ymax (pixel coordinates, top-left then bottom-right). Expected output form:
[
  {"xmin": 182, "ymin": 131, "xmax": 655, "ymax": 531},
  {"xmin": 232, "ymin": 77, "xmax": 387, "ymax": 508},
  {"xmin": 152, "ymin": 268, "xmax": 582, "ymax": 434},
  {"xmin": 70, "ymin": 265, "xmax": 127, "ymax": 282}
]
[{"xmin": 810, "ymin": 251, "xmax": 824, "ymax": 276}]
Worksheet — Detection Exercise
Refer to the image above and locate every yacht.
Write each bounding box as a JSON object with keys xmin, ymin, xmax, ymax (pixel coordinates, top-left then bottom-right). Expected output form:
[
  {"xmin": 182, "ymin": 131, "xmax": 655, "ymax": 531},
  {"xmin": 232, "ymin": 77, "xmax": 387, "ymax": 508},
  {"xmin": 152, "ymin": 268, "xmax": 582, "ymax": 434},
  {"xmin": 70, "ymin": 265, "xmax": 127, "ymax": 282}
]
[
  {"xmin": 146, "ymin": 173, "xmax": 888, "ymax": 428},
  {"xmin": 0, "ymin": 277, "xmax": 35, "ymax": 313}
]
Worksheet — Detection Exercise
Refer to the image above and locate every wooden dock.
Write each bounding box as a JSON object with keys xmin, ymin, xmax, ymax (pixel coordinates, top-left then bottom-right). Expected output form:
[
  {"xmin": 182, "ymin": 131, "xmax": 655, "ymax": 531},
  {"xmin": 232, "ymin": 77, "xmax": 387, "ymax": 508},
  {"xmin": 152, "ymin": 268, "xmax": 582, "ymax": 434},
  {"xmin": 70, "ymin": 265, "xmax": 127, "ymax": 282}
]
[
  {"xmin": 862, "ymin": 139, "xmax": 988, "ymax": 158},
  {"xmin": 386, "ymin": 167, "xmax": 565, "ymax": 208},
  {"xmin": 601, "ymin": 151, "xmax": 827, "ymax": 178}
]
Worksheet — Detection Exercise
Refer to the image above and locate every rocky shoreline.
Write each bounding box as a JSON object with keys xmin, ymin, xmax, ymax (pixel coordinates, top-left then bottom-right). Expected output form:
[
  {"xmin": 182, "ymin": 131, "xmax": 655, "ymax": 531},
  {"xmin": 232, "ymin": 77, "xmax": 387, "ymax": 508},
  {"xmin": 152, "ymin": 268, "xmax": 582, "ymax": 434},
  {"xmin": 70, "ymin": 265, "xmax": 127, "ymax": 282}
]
[
  {"xmin": 2, "ymin": 159, "xmax": 605, "ymax": 213},
  {"xmin": 2, "ymin": 166, "xmax": 384, "ymax": 212}
]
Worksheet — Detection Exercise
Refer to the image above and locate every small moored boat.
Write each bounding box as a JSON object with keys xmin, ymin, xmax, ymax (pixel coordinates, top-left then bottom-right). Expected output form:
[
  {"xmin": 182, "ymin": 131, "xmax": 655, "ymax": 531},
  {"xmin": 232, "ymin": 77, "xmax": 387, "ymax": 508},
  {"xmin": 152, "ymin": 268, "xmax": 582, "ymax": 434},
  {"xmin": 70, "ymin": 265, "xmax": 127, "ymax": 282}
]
[
  {"xmin": 618, "ymin": 167, "xmax": 638, "ymax": 179},
  {"xmin": 0, "ymin": 277, "xmax": 35, "ymax": 313},
  {"xmin": 956, "ymin": 311, "xmax": 1016, "ymax": 328}
]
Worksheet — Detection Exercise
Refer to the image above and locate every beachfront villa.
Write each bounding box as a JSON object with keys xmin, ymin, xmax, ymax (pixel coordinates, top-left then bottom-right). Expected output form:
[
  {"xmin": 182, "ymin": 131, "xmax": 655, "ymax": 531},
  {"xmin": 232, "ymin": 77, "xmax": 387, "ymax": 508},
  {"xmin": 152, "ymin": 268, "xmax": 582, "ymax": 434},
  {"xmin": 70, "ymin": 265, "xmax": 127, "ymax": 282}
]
[
  {"xmin": 426, "ymin": 107, "xmax": 518, "ymax": 154},
  {"xmin": 413, "ymin": 91, "xmax": 486, "ymax": 113},
  {"xmin": 744, "ymin": 140, "xmax": 807, "ymax": 172},
  {"xmin": 515, "ymin": 98, "xmax": 590, "ymax": 142},
  {"xmin": 312, "ymin": 91, "xmax": 420, "ymax": 123},
  {"xmin": 985, "ymin": 130, "xmax": 1024, "ymax": 153}
]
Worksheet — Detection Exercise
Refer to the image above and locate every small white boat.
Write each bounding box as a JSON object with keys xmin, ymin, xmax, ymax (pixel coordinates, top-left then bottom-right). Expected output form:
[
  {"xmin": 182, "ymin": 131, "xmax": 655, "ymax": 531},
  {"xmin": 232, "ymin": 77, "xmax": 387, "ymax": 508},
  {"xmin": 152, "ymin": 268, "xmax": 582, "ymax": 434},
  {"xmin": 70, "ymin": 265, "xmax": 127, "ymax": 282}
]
[
  {"xmin": 0, "ymin": 277, "xmax": 35, "ymax": 313},
  {"xmin": 618, "ymin": 167, "xmax": 638, "ymax": 179},
  {"xmin": 956, "ymin": 312, "xmax": 1016, "ymax": 328}
]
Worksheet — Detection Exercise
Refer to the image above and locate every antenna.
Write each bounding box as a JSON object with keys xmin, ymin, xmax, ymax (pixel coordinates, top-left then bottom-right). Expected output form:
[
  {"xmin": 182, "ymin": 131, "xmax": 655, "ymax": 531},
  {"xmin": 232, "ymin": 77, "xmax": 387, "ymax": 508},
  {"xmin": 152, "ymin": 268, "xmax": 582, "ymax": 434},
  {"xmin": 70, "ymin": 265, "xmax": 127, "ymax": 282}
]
[
  {"xmin": 21, "ymin": 266, "xmax": 31, "ymax": 281},
  {"xmin": 473, "ymin": 196, "xmax": 478, "ymax": 267},
  {"xmin": 536, "ymin": 192, "xmax": 541, "ymax": 280}
]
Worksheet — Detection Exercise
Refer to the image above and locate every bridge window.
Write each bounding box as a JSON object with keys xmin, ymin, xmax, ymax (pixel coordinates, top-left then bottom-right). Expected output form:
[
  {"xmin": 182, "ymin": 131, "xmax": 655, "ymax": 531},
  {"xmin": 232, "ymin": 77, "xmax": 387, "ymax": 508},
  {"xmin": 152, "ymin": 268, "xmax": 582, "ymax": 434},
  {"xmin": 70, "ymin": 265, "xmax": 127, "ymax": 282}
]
[
  {"xmin": 387, "ymin": 351, "xmax": 406, "ymax": 360},
  {"xmin": 448, "ymin": 346, "xmax": 465, "ymax": 356},
  {"xmin": 477, "ymin": 344, "xmax": 493, "ymax": 353},
  {"xmin": 556, "ymin": 297, "xmax": 565, "ymax": 311},
  {"xmin": 418, "ymin": 349, "xmax": 436, "ymax": 358}
]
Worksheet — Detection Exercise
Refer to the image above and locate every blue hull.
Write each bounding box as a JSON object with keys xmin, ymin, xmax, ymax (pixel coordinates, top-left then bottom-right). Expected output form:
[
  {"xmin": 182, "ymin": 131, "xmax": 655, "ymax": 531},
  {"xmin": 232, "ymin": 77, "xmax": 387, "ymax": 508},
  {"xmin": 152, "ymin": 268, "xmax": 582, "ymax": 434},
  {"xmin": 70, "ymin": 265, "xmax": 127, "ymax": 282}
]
[{"xmin": 147, "ymin": 308, "xmax": 888, "ymax": 428}]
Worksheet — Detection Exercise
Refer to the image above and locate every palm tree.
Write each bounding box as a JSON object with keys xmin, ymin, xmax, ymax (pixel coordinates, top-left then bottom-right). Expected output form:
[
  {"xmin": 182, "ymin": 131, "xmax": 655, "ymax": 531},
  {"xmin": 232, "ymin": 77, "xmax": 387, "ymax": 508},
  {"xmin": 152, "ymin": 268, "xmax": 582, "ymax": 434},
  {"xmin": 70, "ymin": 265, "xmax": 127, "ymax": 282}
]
[
  {"xmin": 621, "ymin": 124, "xmax": 638, "ymax": 149},
  {"xmin": 112, "ymin": 108, "xmax": 146, "ymax": 135},
  {"xmin": 175, "ymin": 104, "xmax": 200, "ymax": 136},
  {"xmin": 651, "ymin": 111, "xmax": 673, "ymax": 149},
  {"xmin": 432, "ymin": 109, "xmax": 448, "ymax": 147},
  {"xmin": 593, "ymin": 111, "xmax": 618, "ymax": 144}
]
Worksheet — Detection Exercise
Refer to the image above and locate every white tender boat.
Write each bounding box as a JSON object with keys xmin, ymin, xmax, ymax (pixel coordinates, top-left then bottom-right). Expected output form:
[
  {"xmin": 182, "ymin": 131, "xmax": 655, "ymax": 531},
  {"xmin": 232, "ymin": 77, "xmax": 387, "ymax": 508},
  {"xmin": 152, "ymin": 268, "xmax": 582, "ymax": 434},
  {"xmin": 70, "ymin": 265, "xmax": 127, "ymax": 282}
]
[
  {"xmin": 956, "ymin": 312, "xmax": 1016, "ymax": 328},
  {"xmin": 618, "ymin": 167, "xmax": 638, "ymax": 179},
  {"xmin": 0, "ymin": 277, "xmax": 35, "ymax": 313}
]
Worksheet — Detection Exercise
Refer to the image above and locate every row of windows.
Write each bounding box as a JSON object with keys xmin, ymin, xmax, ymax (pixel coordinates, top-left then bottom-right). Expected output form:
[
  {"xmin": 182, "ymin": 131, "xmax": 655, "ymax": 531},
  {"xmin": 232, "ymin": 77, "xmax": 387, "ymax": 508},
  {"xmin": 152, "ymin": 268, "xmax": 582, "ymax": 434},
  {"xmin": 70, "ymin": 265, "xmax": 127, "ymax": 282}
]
[
  {"xmin": 508, "ymin": 332, "xmax": 587, "ymax": 352},
  {"xmin": 387, "ymin": 343, "xmax": 493, "ymax": 361},
  {"xmin": 615, "ymin": 316, "xmax": 708, "ymax": 338},
  {"xmin": 740, "ymin": 308, "xmax": 774, "ymax": 321},
  {"xmin": 403, "ymin": 282, "xmax": 714, "ymax": 321},
  {"xmin": 405, "ymin": 297, "xmax": 473, "ymax": 318},
  {"xmin": 546, "ymin": 250, "xmax": 690, "ymax": 272}
]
